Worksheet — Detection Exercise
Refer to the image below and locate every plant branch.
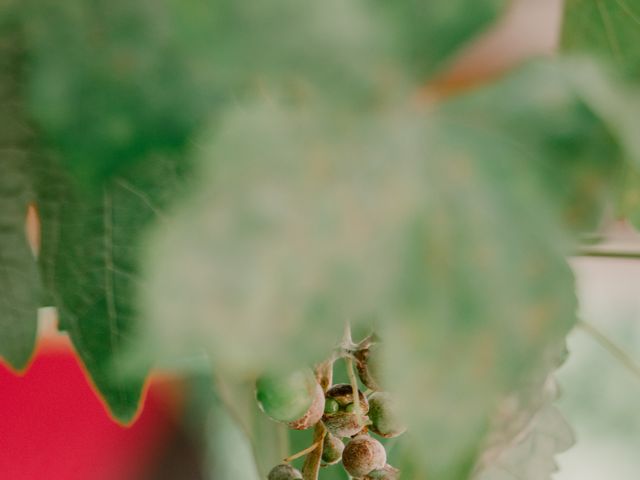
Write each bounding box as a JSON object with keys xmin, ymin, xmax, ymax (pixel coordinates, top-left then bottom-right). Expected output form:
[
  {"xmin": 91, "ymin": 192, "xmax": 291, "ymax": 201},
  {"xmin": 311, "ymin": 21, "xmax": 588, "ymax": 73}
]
[
  {"xmin": 302, "ymin": 359, "xmax": 334, "ymax": 480},
  {"xmin": 343, "ymin": 322, "xmax": 364, "ymax": 426},
  {"xmin": 284, "ymin": 441, "xmax": 321, "ymax": 463},
  {"xmin": 577, "ymin": 320, "xmax": 640, "ymax": 381},
  {"xmin": 346, "ymin": 356, "xmax": 363, "ymax": 422},
  {"xmin": 577, "ymin": 249, "xmax": 640, "ymax": 260}
]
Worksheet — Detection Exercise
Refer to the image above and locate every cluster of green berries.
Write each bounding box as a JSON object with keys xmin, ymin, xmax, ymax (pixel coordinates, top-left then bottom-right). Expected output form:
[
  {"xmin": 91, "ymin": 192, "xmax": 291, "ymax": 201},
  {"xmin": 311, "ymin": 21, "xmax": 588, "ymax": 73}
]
[{"xmin": 257, "ymin": 336, "xmax": 405, "ymax": 479}]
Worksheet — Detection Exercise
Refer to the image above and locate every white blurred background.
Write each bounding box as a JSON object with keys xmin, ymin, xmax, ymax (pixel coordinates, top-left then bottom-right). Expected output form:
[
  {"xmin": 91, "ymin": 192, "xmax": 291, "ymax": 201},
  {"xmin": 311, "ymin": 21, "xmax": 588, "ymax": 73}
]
[{"xmin": 557, "ymin": 254, "xmax": 640, "ymax": 479}]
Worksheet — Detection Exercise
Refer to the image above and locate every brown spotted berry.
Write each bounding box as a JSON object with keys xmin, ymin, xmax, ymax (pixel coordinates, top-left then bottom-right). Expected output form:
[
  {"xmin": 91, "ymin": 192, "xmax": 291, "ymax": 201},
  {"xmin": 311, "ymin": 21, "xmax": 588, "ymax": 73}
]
[
  {"xmin": 322, "ymin": 384, "xmax": 370, "ymax": 437},
  {"xmin": 267, "ymin": 464, "xmax": 303, "ymax": 480},
  {"xmin": 342, "ymin": 435, "xmax": 387, "ymax": 477}
]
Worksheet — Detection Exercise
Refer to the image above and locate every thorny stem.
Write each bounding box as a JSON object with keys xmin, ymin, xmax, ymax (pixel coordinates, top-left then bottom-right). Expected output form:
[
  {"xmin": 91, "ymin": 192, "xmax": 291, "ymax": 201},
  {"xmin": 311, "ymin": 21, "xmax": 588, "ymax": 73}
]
[
  {"xmin": 577, "ymin": 320, "xmax": 640, "ymax": 382},
  {"xmin": 343, "ymin": 322, "xmax": 354, "ymax": 347},
  {"xmin": 302, "ymin": 359, "xmax": 334, "ymax": 480}
]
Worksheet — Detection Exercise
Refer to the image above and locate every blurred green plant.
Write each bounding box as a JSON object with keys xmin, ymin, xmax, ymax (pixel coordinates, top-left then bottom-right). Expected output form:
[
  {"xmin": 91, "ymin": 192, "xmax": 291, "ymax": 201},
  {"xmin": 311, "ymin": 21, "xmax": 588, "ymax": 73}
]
[{"xmin": 1, "ymin": 0, "xmax": 640, "ymax": 478}]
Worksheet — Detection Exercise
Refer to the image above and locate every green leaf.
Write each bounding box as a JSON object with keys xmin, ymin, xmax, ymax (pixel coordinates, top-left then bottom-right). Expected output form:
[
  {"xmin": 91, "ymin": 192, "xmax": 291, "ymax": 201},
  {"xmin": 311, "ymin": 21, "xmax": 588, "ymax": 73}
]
[
  {"xmin": 21, "ymin": 0, "xmax": 220, "ymax": 189},
  {"xmin": 560, "ymin": 8, "xmax": 640, "ymax": 226},
  {"xmin": 0, "ymin": 17, "xmax": 39, "ymax": 370},
  {"xmin": 562, "ymin": 0, "xmax": 640, "ymax": 78},
  {"xmin": 37, "ymin": 156, "xmax": 189, "ymax": 422},
  {"xmin": 163, "ymin": 0, "xmax": 396, "ymax": 99},
  {"xmin": 373, "ymin": 0, "xmax": 507, "ymax": 77}
]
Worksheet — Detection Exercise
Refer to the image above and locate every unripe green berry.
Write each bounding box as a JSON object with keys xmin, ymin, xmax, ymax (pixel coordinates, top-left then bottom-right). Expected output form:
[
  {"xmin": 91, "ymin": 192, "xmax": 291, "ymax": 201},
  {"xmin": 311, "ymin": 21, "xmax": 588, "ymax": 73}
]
[
  {"xmin": 321, "ymin": 433, "xmax": 344, "ymax": 466},
  {"xmin": 324, "ymin": 397, "xmax": 339, "ymax": 414},
  {"xmin": 256, "ymin": 368, "xmax": 317, "ymax": 423},
  {"xmin": 368, "ymin": 392, "xmax": 406, "ymax": 438},
  {"xmin": 365, "ymin": 464, "xmax": 401, "ymax": 479},
  {"xmin": 322, "ymin": 384, "xmax": 370, "ymax": 437},
  {"xmin": 288, "ymin": 381, "xmax": 325, "ymax": 430},
  {"xmin": 345, "ymin": 403, "xmax": 356, "ymax": 413},
  {"xmin": 342, "ymin": 435, "xmax": 387, "ymax": 478},
  {"xmin": 267, "ymin": 464, "xmax": 303, "ymax": 480}
]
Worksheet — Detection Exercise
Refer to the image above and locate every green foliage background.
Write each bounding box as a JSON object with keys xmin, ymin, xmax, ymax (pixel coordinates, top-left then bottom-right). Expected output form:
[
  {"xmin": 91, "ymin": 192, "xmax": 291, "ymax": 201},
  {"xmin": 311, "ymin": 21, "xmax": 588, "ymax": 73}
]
[{"xmin": 2, "ymin": 0, "xmax": 640, "ymax": 478}]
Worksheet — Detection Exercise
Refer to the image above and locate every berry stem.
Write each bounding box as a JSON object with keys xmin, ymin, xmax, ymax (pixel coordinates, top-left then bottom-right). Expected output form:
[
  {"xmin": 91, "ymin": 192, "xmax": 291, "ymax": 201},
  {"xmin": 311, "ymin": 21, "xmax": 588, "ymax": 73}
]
[
  {"xmin": 302, "ymin": 359, "xmax": 334, "ymax": 480},
  {"xmin": 344, "ymin": 322, "xmax": 364, "ymax": 425},
  {"xmin": 301, "ymin": 423, "xmax": 327, "ymax": 480},
  {"xmin": 283, "ymin": 441, "xmax": 321, "ymax": 463}
]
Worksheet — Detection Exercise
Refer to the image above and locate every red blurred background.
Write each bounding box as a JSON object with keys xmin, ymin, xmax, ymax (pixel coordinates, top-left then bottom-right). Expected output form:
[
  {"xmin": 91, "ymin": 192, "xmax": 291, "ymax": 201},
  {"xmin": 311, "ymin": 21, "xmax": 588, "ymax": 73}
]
[{"xmin": 0, "ymin": 335, "xmax": 204, "ymax": 480}]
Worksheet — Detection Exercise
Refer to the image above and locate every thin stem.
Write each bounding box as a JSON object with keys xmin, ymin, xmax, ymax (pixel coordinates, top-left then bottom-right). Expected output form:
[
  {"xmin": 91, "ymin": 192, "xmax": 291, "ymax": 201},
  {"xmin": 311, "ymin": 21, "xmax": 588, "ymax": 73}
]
[
  {"xmin": 577, "ymin": 320, "xmax": 640, "ymax": 381},
  {"xmin": 343, "ymin": 322, "xmax": 364, "ymax": 426},
  {"xmin": 346, "ymin": 356, "xmax": 363, "ymax": 423},
  {"xmin": 283, "ymin": 441, "xmax": 320, "ymax": 463},
  {"xmin": 302, "ymin": 424, "xmax": 326, "ymax": 480},
  {"xmin": 577, "ymin": 249, "xmax": 640, "ymax": 260},
  {"xmin": 276, "ymin": 423, "xmax": 290, "ymax": 462}
]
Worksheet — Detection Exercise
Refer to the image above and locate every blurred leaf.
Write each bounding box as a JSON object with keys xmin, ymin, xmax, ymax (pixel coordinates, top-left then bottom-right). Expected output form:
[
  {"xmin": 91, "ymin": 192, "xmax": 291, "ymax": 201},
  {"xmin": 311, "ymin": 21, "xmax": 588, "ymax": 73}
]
[
  {"xmin": 616, "ymin": 166, "xmax": 640, "ymax": 228},
  {"xmin": 0, "ymin": 17, "xmax": 39, "ymax": 370},
  {"xmin": 140, "ymin": 99, "xmax": 433, "ymax": 374},
  {"xmin": 381, "ymin": 111, "xmax": 577, "ymax": 479},
  {"xmin": 140, "ymin": 58, "xmax": 592, "ymax": 476},
  {"xmin": 382, "ymin": 59, "xmax": 640, "ymax": 476},
  {"xmin": 562, "ymin": 0, "xmax": 640, "ymax": 78},
  {"xmin": 21, "ymin": 0, "xmax": 218, "ymax": 189},
  {"xmin": 37, "ymin": 156, "xmax": 189, "ymax": 422},
  {"xmin": 550, "ymin": 59, "xmax": 640, "ymax": 228},
  {"xmin": 22, "ymin": 0, "xmax": 398, "ymax": 189},
  {"xmin": 438, "ymin": 59, "xmax": 631, "ymax": 233},
  {"xmin": 475, "ymin": 378, "xmax": 574, "ymax": 480},
  {"xmin": 164, "ymin": 0, "xmax": 397, "ymax": 100},
  {"xmin": 372, "ymin": 0, "xmax": 507, "ymax": 78}
]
